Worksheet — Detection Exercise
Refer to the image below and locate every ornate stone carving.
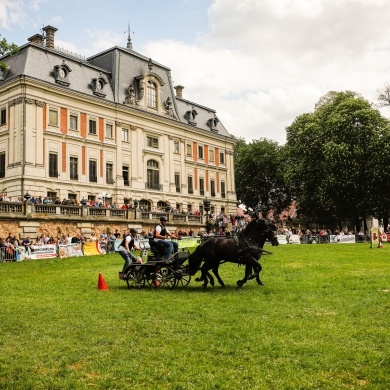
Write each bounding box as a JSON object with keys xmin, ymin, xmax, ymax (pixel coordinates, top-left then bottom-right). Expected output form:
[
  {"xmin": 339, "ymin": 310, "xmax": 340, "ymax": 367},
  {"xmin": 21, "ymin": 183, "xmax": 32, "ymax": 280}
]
[
  {"xmin": 124, "ymin": 83, "xmax": 137, "ymax": 105},
  {"xmin": 184, "ymin": 107, "xmax": 198, "ymax": 126},
  {"xmin": 207, "ymin": 115, "xmax": 219, "ymax": 132}
]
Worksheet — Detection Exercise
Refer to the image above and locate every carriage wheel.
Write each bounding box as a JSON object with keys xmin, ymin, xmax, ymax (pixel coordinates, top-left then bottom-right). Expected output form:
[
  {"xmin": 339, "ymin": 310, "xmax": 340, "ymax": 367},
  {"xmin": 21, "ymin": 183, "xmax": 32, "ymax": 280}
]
[
  {"xmin": 126, "ymin": 268, "xmax": 145, "ymax": 288},
  {"xmin": 175, "ymin": 269, "xmax": 191, "ymax": 287},
  {"xmin": 155, "ymin": 266, "xmax": 177, "ymax": 289}
]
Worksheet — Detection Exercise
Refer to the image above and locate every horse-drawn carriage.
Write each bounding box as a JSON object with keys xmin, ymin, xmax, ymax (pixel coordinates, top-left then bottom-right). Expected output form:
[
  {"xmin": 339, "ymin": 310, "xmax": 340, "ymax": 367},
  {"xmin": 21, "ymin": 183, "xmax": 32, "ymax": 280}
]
[
  {"xmin": 122, "ymin": 238, "xmax": 192, "ymax": 289},
  {"xmin": 121, "ymin": 217, "xmax": 278, "ymax": 289}
]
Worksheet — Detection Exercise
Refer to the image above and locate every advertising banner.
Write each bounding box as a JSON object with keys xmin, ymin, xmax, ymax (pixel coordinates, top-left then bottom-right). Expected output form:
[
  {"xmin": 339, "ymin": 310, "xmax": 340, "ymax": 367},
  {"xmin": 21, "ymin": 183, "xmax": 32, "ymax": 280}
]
[
  {"xmin": 329, "ymin": 235, "xmax": 356, "ymax": 244},
  {"xmin": 288, "ymin": 234, "xmax": 301, "ymax": 244},
  {"xmin": 83, "ymin": 242, "xmax": 102, "ymax": 256},
  {"xmin": 58, "ymin": 244, "xmax": 83, "ymax": 258},
  {"xmin": 27, "ymin": 245, "xmax": 58, "ymax": 259},
  {"xmin": 276, "ymin": 235, "xmax": 288, "ymax": 244},
  {"xmin": 370, "ymin": 227, "xmax": 380, "ymax": 247}
]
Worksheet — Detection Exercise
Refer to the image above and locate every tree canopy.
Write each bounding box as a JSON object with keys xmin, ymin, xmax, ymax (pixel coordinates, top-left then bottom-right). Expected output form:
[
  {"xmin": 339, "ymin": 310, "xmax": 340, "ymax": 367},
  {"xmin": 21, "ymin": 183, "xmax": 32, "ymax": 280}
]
[
  {"xmin": 284, "ymin": 90, "xmax": 390, "ymax": 230},
  {"xmin": 234, "ymin": 137, "xmax": 292, "ymax": 217},
  {"xmin": 0, "ymin": 34, "xmax": 19, "ymax": 69}
]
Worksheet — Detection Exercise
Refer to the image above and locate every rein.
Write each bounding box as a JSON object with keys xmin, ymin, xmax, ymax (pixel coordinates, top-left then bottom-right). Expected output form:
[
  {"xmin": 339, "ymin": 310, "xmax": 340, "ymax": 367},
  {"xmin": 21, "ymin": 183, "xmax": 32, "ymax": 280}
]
[{"xmin": 237, "ymin": 226, "xmax": 273, "ymax": 258}]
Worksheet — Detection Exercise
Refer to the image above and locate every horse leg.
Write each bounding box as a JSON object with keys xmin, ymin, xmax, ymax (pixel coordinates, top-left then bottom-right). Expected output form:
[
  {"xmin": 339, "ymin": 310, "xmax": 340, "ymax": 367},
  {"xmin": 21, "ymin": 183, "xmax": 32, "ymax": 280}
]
[
  {"xmin": 237, "ymin": 258, "xmax": 258, "ymax": 288},
  {"xmin": 254, "ymin": 261, "xmax": 263, "ymax": 285},
  {"xmin": 211, "ymin": 264, "xmax": 225, "ymax": 287}
]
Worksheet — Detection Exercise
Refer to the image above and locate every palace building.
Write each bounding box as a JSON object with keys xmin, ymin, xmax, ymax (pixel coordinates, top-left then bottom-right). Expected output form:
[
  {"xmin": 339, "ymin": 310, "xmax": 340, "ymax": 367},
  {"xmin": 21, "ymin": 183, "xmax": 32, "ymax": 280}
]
[{"xmin": 0, "ymin": 26, "xmax": 236, "ymax": 215}]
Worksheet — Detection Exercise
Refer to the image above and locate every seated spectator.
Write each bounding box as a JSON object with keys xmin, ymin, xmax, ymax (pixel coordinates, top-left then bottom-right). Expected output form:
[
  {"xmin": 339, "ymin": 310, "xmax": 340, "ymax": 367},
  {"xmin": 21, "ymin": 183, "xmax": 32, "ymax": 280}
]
[{"xmin": 21, "ymin": 237, "xmax": 32, "ymax": 249}]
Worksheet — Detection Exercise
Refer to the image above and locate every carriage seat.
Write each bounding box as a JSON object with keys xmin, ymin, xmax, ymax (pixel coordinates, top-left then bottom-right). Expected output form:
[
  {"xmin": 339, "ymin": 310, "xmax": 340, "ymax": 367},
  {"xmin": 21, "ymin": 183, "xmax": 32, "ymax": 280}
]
[{"xmin": 148, "ymin": 238, "xmax": 166, "ymax": 257}]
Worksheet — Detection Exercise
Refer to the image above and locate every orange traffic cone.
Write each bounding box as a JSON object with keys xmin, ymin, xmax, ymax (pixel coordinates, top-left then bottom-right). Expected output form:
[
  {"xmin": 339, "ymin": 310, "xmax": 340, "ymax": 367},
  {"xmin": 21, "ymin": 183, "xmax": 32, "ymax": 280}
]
[{"xmin": 98, "ymin": 272, "xmax": 109, "ymax": 291}]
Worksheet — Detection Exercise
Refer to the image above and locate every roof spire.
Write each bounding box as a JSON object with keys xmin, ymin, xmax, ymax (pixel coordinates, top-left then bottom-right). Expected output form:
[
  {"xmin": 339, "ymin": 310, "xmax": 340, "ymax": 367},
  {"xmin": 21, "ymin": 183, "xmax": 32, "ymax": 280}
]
[{"xmin": 126, "ymin": 23, "xmax": 133, "ymax": 50}]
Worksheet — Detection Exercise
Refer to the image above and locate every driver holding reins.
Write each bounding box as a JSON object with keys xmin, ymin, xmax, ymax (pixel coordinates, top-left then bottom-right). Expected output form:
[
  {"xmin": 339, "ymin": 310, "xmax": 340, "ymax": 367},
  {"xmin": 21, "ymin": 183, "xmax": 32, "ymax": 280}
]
[{"xmin": 154, "ymin": 215, "xmax": 179, "ymax": 260}]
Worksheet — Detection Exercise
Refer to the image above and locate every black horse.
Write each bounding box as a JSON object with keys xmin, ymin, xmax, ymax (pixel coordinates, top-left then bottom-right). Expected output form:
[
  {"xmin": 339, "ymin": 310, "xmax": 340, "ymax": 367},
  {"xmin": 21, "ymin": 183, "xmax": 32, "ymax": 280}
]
[{"xmin": 188, "ymin": 217, "xmax": 278, "ymax": 288}]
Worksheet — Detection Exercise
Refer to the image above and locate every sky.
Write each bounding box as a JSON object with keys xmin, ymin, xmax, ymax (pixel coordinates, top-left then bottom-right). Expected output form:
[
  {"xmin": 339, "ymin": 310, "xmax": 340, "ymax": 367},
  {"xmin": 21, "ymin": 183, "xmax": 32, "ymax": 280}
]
[{"xmin": 1, "ymin": 0, "xmax": 390, "ymax": 144}]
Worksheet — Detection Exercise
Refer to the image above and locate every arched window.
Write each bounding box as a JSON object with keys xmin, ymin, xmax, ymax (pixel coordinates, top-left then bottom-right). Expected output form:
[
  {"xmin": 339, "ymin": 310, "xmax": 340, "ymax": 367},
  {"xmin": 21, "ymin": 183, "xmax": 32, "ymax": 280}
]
[
  {"xmin": 139, "ymin": 199, "xmax": 151, "ymax": 211},
  {"xmin": 147, "ymin": 81, "xmax": 157, "ymax": 109},
  {"xmin": 147, "ymin": 160, "xmax": 160, "ymax": 190}
]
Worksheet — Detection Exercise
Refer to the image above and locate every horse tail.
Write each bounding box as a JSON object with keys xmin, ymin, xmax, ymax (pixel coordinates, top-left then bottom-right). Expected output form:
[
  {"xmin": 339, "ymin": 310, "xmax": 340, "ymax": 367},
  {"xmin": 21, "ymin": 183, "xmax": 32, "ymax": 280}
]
[{"xmin": 188, "ymin": 245, "xmax": 204, "ymax": 275}]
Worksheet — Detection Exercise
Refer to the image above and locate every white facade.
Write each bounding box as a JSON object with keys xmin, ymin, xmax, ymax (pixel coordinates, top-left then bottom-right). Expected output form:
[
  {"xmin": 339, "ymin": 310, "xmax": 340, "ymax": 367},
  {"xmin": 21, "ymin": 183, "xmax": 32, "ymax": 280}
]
[{"xmin": 0, "ymin": 26, "xmax": 237, "ymax": 215}]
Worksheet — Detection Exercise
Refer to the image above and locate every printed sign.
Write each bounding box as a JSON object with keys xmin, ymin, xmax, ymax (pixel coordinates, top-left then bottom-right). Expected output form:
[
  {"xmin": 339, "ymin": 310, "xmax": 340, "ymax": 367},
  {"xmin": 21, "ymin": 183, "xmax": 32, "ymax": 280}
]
[
  {"xmin": 58, "ymin": 244, "xmax": 83, "ymax": 258},
  {"xmin": 27, "ymin": 245, "xmax": 57, "ymax": 259},
  {"xmin": 83, "ymin": 242, "xmax": 102, "ymax": 256}
]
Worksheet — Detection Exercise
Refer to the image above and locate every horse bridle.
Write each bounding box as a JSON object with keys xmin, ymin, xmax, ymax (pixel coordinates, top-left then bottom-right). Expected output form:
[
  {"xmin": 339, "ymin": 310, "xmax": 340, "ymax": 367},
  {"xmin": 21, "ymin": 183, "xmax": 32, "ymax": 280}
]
[{"xmin": 238, "ymin": 225, "xmax": 274, "ymax": 256}]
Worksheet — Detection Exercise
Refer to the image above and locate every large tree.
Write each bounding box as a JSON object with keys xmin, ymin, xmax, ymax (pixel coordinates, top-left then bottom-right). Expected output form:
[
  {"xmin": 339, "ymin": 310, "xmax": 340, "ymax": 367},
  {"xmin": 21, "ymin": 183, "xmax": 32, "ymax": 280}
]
[
  {"xmin": 285, "ymin": 91, "xmax": 390, "ymax": 231},
  {"xmin": 235, "ymin": 137, "xmax": 292, "ymax": 218}
]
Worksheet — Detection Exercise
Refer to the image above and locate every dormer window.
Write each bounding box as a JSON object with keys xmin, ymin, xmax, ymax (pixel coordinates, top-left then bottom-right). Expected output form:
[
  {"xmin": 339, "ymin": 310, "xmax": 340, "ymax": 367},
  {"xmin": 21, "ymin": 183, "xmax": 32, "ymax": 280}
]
[
  {"xmin": 134, "ymin": 72, "xmax": 165, "ymax": 112},
  {"xmin": 54, "ymin": 63, "xmax": 71, "ymax": 86},
  {"xmin": 91, "ymin": 76, "xmax": 107, "ymax": 98},
  {"xmin": 147, "ymin": 81, "xmax": 157, "ymax": 109}
]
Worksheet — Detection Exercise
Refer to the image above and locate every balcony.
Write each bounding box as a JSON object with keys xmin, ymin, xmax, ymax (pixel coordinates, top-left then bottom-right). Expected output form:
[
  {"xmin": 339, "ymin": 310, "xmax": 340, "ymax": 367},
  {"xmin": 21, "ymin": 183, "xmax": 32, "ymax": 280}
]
[
  {"xmin": 106, "ymin": 178, "xmax": 114, "ymax": 185},
  {"xmin": 188, "ymin": 188, "xmax": 194, "ymax": 194},
  {"xmin": 89, "ymin": 176, "xmax": 97, "ymax": 183},
  {"xmin": 200, "ymin": 189, "xmax": 205, "ymax": 196},
  {"xmin": 145, "ymin": 182, "xmax": 163, "ymax": 191}
]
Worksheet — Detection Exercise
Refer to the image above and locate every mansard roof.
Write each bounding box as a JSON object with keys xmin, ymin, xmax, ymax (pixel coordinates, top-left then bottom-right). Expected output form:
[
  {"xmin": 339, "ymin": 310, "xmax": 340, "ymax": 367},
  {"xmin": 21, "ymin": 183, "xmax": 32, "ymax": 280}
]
[{"xmin": 0, "ymin": 30, "xmax": 232, "ymax": 139}]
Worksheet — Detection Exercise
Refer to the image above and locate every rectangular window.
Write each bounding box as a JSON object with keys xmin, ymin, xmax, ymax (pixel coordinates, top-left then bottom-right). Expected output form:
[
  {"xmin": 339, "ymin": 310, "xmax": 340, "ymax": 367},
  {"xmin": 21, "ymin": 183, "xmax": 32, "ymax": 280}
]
[
  {"xmin": 175, "ymin": 172, "xmax": 180, "ymax": 193},
  {"xmin": 186, "ymin": 144, "xmax": 192, "ymax": 157},
  {"xmin": 0, "ymin": 152, "xmax": 5, "ymax": 178},
  {"xmin": 221, "ymin": 181, "xmax": 226, "ymax": 198},
  {"xmin": 147, "ymin": 82, "xmax": 157, "ymax": 108},
  {"xmin": 49, "ymin": 153, "xmax": 58, "ymax": 177},
  {"xmin": 174, "ymin": 140, "xmax": 180, "ymax": 154},
  {"xmin": 106, "ymin": 163, "xmax": 114, "ymax": 184},
  {"xmin": 47, "ymin": 191, "xmax": 57, "ymax": 201},
  {"xmin": 89, "ymin": 160, "xmax": 97, "ymax": 182},
  {"xmin": 122, "ymin": 128, "xmax": 129, "ymax": 142},
  {"xmin": 198, "ymin": 145, "xmax": 204, "ymax": 159},
  {"xmin": 69, "ymin": 114, "xmax": 78, "ymax": 130},
  {"xmin": 187, "ymin": 204, "xmax": 192, "ymax": 213},
  {"xmin": 0, "ymin": 107, "xmax": 6, "ymax": 125},
  {"xmin": 49, "ymin": 108, "xmax": 58, "ymax": 126},
  {"xmin": 209, "ymin": 149, "xmax": 215, "ymax": 162},
  {"xmin": 220, "ymin": 152, "xmax": 225, "ymax": 164},
  {"xmin": 199, "ymin": 178, "xmax": 204, "ymax": 196},
  {"xmin": 211, "ymin": 180, "xmax": 216, "ymax": 197},
  {"xmin": 123, "ymin": 166, "xmax": 129, "ymax": 186},
  {"xmin": 70, "ymin": 157, "xmax": 78, "ymax": 180},
  {"xmin": 106, "ymin": 123, "xmax": 113, "ymax": 139},
  {"xmin": 187, "ymin": 176, "xmax": 194, "ymax": 194},
  {"xmin": 89, "ymin": 119, "xmax": 97, "ymax": 135},
  {"xmin": 147, "ymin": 136, "xmax": 159, "ymax": 148}
]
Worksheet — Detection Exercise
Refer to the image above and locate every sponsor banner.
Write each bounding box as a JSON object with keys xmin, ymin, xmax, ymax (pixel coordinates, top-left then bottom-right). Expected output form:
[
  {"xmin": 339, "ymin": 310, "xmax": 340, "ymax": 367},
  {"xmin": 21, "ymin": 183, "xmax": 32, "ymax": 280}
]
[
  {"xmin": 58, "ymin": 244, "xmax": 83, "ymax": 258},
  {"xmin": 330, "ymin": 235, "xmax": 356, "ymax": 244},
  {"xmin": 288, "ymin": 234, "xmax": 301, "ymax": 244},
  {"xmin": 370, "ymin": 227, "xmax": 380, "ymax": 247},
  {"xmin": 28, "ymin": 244, "xmax": 57, "ymax": 259},
  {"xmin": 276, "ymin": 235, "xmax": 288, "ymax": 245},
  {"xmin": 382, "ymin": 233, "xmax": 388, "ymax": 242},
  {"xmin": 113, "ymin": 239, "xmax": 123, "ymax": 252},
  {"xmin": 178, "ymin": 237, "xmax": 199, "ymax": 250},
  {"xmin": 83, "ymin": 242, "xmax": 102, "ymax": 256}
]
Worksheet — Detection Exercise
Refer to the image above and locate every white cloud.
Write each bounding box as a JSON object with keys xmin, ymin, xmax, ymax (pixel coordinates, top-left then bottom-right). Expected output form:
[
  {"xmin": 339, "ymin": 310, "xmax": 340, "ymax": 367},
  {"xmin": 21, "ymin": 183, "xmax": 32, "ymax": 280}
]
[
  {"xmin": 0, "ymin": 0, "xmax": 25, "ymax": 29},
  {"xmin": 143, "ymin": 0, "xmax": 390, "ymax": 144}
]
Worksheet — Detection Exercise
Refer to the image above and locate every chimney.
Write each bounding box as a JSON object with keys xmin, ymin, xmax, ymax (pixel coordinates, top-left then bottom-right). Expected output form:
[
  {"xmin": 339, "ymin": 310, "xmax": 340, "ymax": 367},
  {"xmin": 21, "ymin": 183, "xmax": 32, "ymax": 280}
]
[
  {"xmin": 28, "ymin": 34, "xmax": 44, "ymax": 46},
  {"xmin": 42, "ymin": 25, "xmax": 58, "ymax": 50},
  {"xmin": 174, "ymin": 85, "xmax": 184, "ymax": 98}
]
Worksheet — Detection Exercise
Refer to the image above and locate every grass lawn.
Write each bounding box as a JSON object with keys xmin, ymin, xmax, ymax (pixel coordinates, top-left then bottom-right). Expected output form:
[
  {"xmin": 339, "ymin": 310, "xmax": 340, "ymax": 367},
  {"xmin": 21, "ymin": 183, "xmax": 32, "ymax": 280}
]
[{"xmin": 0, "ymin": 243, "xmax": 389, "ymax": 389}]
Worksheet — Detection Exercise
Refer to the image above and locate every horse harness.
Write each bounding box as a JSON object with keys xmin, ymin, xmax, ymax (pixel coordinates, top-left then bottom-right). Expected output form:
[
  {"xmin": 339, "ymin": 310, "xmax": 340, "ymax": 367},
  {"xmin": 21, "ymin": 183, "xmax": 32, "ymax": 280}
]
[{"xmin": 234, "ymin": 227, "xmax": 273, "ymax": 264}]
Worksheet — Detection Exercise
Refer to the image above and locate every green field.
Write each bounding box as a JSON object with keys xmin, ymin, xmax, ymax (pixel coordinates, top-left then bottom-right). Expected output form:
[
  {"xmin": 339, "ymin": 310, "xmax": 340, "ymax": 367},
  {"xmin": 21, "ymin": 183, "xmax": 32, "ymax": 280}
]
[{"xmin": 1, "ymin": 244, "xmax": 389, "ymax": 389}]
